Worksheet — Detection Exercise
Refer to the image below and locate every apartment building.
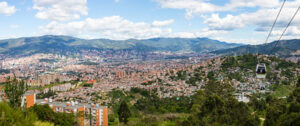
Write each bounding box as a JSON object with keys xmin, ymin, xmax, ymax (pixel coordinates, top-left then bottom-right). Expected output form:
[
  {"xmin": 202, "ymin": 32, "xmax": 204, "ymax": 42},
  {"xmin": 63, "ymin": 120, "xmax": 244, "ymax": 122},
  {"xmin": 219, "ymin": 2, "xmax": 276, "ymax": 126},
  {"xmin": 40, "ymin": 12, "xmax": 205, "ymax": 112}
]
[
  {"xmin": 23, "ymin": 93, "xmax": 36, "ymax": 108},
  {"xmin": 17, "ymin": 92, "xmax": 108, "ymax": 126},
  {"xmin": 37, "ymin": 99, "xmax": 108, "ymax": 126},
  {"xmin": 84, "ymin": 104, "xmax": 108, "ymax": 126}
]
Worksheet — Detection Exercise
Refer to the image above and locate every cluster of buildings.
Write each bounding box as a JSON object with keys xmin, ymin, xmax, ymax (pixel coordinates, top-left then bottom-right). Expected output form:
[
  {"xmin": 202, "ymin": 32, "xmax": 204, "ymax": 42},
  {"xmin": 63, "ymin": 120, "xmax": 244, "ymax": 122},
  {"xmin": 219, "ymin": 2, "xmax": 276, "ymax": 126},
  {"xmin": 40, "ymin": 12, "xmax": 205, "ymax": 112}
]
[
  {"xmin": 48, "ymin": 58, "xmax": 223, "ymax": 102},
  {"xmin": 1, "ymin": 54, "xmax": 279, "ymax": 104},
  {"xmin": 20, "ymin": 93, "xmax": 108, "ymax": 126},
  {"xmin": 2, "ymin": 53, "xmax": 299, "ymax": 125},
  {"xmin": 287, "ymin": 49, "xmax": 300, "ymax": 63}
]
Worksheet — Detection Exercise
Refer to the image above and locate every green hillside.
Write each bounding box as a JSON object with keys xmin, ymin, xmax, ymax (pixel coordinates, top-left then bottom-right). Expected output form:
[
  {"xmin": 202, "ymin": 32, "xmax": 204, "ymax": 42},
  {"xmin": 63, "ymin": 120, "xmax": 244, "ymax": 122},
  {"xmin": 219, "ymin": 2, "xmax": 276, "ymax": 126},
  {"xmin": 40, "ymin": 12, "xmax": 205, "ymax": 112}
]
[
  {"xmin": 0, "ymin": 35, "xmax": 242, "ymax": 56},
  {"xmin": 213, "ymin": 39, "xmax": 300, "ymax": 57}
]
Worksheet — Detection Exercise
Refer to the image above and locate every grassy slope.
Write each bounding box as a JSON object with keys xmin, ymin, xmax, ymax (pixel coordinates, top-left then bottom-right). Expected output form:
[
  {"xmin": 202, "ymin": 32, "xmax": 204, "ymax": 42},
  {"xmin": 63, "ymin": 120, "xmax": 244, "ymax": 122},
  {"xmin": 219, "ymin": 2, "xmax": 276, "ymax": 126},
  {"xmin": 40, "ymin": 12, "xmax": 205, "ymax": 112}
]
[{"xmin": 272, "ymin": 85, "xmax": 293, "ymax": 98}]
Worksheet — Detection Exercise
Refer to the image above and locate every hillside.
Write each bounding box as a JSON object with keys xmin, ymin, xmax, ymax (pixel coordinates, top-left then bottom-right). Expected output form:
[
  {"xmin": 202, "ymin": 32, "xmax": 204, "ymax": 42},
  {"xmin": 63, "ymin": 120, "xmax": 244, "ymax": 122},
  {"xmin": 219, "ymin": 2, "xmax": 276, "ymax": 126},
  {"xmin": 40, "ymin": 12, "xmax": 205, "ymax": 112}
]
[
  {"xmin": 0, "ymin": 35, "xmax": 242, "ymax": 56},
  {"xmin": 102, "ymin": 54, "xmax": 300, "ymax": 125},
  {"xmin": 213, "ymin": 39, "xmax": 300, "ymax": 57}
]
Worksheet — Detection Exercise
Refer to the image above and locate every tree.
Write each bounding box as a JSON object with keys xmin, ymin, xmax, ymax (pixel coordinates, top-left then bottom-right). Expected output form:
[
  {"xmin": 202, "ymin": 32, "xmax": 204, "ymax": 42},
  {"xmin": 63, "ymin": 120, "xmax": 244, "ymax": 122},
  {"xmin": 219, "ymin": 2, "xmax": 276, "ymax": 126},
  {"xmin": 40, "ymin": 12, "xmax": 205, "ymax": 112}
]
[
  {"xmin": 29, "ymin": 104, "xmax": 77, "ymax": 125},
  {"xmin": 264, "ymin": 101, "xmax": 287, "ymax": 126},
  {"xmin": 207, "ymin": 71, "xmax": 215, "ymax": 81},
  {"xmin": 0, "ymin": 102, "xmax": 37, "ymax": 126},
  {"xmin": 205, "ymin": 80, "xmax": 234, "ymax": 99},
  {"xmin": 37, "ymin": 89, "xmax": 56, "ymax": 99},
  {"xmin": 297, "ymin": 77, "xmax": 300, "ymax": 88},
  {"xmin": 29, "ymin": 104, "xmax": 55, "ymax": 122},
  {"xmin": 53, "ymin": 112, "xmax": 77, "ymax": 126},
  {"xmin": 118, "ymin": 100, "xmax": 131, "ymax": 124},
  {"xmin": 249, "ymin": 96, "xmax": 266, "ymax": 111},
  {"xmin": 278, "ymin": 113, "xmax": 300, "ymax": 126},
  {"xmin": 54, "ymin": 78, "xmax": 60, "ymax": 84},
  {"xmin": 4, "ymin": 77, "xmax": 27, "ymax": 108},
  {"xmin": 264, "ymin": 86, "xmax": 300, "ymax": 126}
]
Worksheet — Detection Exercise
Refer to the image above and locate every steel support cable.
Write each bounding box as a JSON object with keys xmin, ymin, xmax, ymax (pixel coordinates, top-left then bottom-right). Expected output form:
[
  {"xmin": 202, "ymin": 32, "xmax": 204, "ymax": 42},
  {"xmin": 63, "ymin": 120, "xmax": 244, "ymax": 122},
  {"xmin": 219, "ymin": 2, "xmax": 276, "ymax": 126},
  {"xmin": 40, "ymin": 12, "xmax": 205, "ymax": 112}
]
[
  {"xmin": 269, "ymin": 6, "xmax": 300, "ymax": 54},
  {"xmin": 263, "ymin": 0, "xmax": 287, "ymax": 46},
  {"xmin": 257, "ymin": 0, "xmax": 286, "ymax": 62}
]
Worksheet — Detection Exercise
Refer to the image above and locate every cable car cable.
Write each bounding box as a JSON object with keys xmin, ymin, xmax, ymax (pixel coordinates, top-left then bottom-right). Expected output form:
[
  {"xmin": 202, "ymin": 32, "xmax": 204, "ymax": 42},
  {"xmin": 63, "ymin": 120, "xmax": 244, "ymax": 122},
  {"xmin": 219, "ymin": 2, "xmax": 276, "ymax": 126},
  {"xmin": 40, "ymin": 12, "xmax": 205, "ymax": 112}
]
[
  {"xmin": 257, "ymin": 0, "xmax": 286, "ymax": 63},
  {"xmin": 263, "ymin": 0, "xmax": 286, "ymax": 47},
  {"xmin": 269, "ymin": 6, "xmax": 300, "ymax": 54},
  {"xmin": 255, "ymin": 0, "xmax": 287, "ymax": 80}
]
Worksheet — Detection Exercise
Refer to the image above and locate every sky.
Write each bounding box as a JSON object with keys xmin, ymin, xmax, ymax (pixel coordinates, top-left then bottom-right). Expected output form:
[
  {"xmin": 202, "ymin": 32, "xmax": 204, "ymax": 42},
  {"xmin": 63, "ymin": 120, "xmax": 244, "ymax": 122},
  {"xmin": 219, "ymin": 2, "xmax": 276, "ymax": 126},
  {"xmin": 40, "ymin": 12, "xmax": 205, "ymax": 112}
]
[{"xmin": 0, "ymin": 0, "xmax": 300, "ymax": 45}]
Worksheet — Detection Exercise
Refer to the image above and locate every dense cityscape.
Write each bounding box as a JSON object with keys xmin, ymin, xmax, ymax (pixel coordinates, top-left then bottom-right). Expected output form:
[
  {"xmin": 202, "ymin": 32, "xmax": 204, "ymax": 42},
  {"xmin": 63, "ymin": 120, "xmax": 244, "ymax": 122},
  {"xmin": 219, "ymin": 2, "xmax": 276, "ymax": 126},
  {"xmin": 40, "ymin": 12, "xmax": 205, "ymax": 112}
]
[
  {"xmin": 1, "ymin": 50, "xmax": 300, "ymax": 125},
  {"xmin": 1, "ymin": 0, "xmax": 300, "ymax": 126}
]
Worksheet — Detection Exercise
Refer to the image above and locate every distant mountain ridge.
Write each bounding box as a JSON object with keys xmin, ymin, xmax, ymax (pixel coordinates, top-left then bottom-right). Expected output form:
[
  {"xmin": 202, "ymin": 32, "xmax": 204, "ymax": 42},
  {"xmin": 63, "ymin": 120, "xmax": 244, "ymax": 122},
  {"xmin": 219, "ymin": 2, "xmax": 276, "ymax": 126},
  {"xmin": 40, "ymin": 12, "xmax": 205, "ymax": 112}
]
[
  {"xmin": 0, "ymin": 35, "xmax": 243, "ymax": 56},
  {"xmin": 213, "ymin": 39, "xmax": 300, "ymax": 57}
]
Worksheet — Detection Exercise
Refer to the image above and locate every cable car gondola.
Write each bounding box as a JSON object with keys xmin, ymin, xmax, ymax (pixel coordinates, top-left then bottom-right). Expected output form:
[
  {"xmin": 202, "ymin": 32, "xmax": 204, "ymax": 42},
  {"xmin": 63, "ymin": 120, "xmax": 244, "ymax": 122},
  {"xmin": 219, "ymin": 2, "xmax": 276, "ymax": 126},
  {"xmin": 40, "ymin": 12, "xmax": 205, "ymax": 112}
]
[{"xmin": 256, "ymin": 63, "xmax": 266, "ymax": 79}]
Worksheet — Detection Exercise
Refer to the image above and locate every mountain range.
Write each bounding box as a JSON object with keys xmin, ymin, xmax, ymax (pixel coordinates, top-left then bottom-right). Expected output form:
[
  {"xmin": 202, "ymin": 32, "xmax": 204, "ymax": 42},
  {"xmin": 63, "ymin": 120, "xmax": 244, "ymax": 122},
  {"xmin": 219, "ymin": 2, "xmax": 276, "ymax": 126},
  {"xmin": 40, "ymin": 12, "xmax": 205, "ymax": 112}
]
[
  {"xmin": 0, "ymin": 35, "xmax": 243, "ymax": 56},
  {"xmin": 213, "ymin": 39, "xmax": 300, "ymax": 57},
  {"xmin": 1, "ymin": 35, "xmax": 299, "ymax": 57}
]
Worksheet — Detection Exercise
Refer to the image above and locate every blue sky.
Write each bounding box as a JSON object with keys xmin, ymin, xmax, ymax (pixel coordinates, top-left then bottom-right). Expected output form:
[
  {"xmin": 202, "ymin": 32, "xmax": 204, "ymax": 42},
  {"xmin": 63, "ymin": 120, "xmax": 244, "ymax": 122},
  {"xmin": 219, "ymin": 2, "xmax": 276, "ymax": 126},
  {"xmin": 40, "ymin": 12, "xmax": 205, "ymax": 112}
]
[{"xmin": 0, "ymin": 0, "xmax": 300, "ymax": 44}]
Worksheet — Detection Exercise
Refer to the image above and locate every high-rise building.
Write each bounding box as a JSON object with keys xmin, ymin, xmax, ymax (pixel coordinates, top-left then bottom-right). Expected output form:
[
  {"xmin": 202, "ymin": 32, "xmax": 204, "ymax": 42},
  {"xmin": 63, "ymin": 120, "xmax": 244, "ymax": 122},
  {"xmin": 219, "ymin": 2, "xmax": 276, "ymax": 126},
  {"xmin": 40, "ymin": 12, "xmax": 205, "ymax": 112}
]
[
  {"xmin": 20, "ymin": 93, "xmax": 108, "ymax": 126},
  {"xmin": 84, "ymin": 104, "xmax": 108, "ymax": 126},
  {"xmin": 21, "ymin": 93, "xmax": 36, "ymax": 108},
  {"xmin": 36, "ymin": 99, "xmax": 108, "ymax": 126}
]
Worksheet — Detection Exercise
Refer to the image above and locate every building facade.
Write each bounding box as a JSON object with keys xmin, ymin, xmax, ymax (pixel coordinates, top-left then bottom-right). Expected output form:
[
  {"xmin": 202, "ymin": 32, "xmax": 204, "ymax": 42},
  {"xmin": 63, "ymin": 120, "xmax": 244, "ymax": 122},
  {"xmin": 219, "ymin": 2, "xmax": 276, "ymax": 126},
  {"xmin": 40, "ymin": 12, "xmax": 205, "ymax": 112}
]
[{"xmin": 21, "ymin": 93, "xmax": 108, "ymax": 126}]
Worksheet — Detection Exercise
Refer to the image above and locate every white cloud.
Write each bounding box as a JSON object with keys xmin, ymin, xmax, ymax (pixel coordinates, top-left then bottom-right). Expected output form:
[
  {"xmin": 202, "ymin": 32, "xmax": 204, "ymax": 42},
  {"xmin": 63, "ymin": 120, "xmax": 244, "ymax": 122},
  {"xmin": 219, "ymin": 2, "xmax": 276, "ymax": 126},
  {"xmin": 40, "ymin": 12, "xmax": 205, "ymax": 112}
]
[
  {"xmin": 204, "ymin": 14, "xmax": 244, "ymax": 31},
  {"xmin": 203, "ymin": 0, "xmax": 300, "ymax": 33},
  {"xmin": 34, "ymin": 0, "xmax": 300, "ymax": 44},
  {"xmin": 40, "ymin": 16, "xmax": 231, "ymax": 40},
  {"xmin": 33, "ymin": 0, "xmax": 88, "ymax": 21},
  {"xmin": 152, "ymin": 19, "xmax": 174, "ymax": 27},
  {"xmin": 262, "ymin": 26, "xmax": 300, "ymax": 41},
  {"xmin": 285, "ymin": 26, "xmax": 300, "ymax": 36},
  {"xmin": 170, "ymin": 28, "xmax": 227, "ymax": 38},
  {"xmin": 171, "ymin": 32, "xmax": 196, "ymax": 38},
  {"xmin": 215, "ymin": 37, "xmax": 262, "ymax": 45},
  {"xmin": 9, "ymin": 25, "xmax": 19, "ymax": 29},
  {"xmin": 154, "ymin": 0, "xmax": 300, "ymax": 42},
  {"xmin": 115, "ymin": 0, "xmax": 120, "ymax": 3},
  {"xmin": 154, "ymin": 0, "xmax": 218, "ymax": 19},
  {"xmin": 40, "ymin": 16, "xmax": 173, "ymax": 40},
  {"xmin": 0, "ymin": 1, "xmax": 16, "ymax": 16},
  {"xmin": 224, "ymin": 0, "xmax": 279, "ymax": 10},
  {"xmin": 154, "ymin": 0, "xmax": 280, "ymax": 19},
  {"xmin": 0, "ymin": 35, "xmax": 18, "ymax": 40},
  {"xmin": 197, "ymin": 28, "xmax": 228, "ymax": 37}
]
